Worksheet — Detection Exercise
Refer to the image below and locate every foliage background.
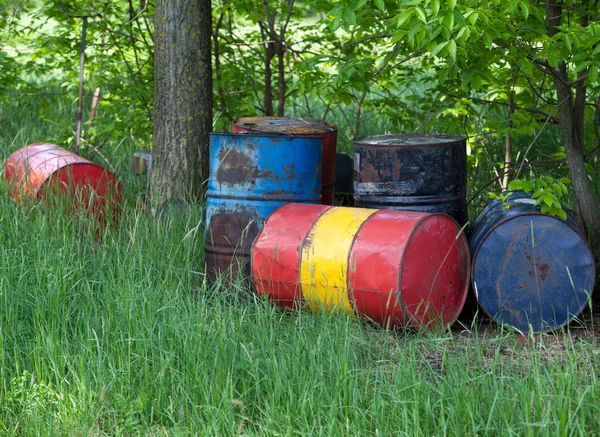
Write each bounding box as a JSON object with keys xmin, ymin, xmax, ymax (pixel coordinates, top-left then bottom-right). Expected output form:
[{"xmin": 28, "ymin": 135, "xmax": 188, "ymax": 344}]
[{"xmin": 0, "ymin": 0, "xmax": 599, "ymax": 216}]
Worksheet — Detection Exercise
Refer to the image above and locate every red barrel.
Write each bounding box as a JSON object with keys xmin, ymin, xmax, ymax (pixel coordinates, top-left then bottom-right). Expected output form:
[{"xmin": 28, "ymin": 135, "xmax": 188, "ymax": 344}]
[
  {"xmin": 252, "ymin": 203, "xmax": 470, "ymax": 328},
  {"xmin": 232, "ymin": 117, "xmax": 337, "ymax": 205},
  {"xmin": 4, "ymin": 143, "xmax": 122, "ymax": 218}
]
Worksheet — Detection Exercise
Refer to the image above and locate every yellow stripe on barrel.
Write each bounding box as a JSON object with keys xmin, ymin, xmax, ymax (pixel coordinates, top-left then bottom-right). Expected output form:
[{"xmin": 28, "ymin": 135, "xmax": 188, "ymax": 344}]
[{"xmin": 300, "ymin": 207, "xmax": 377, "ymax": 314}]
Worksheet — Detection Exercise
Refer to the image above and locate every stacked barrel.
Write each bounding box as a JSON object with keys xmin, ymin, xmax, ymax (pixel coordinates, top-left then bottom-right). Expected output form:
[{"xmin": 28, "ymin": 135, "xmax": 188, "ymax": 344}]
[
  {"xmin": 205, "ymin": 120, "xmax": 472, "ymax": 329},
  {"xmin": 205, "ymin": 120, "xmax": 596, "ymax": 333}
]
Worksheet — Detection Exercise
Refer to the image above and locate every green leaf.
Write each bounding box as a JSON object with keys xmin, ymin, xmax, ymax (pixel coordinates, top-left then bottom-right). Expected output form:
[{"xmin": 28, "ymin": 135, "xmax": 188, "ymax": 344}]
[
  {"xmin": 531, "ymin": 189, "xmax": 544, "ymax": 199},
  {"xmin": 559, "ymin": 178, "xmax": 571, "ymax": 184},
  {"xmin": 408, "ymin": 22, "xmax": 422, "ymax": 43},
  {"xmin": 431, "ymin": 41, "xmax": 448, "ymax": 56},
  {"xmin": 443, "ymin": 11, "xmax": 454, "ymax": 30},
  {"xmin": 520, "ymin": 1, "xmax": 529, "ymax": 19},
  {"xmin": 564, "ymin": 34, "xmax": 572, "ymax": 53},
  {"xmin": 448, "ymin": 0, "xmax": 457, "ymax": 10},
  {"xmin": 374, "ymin": 0, "xmax": 385, "ymax": 12},
  {"xmin": 467, "ymin": 11, "xmax": 479, "ymax": 25},
  {"xmin": 483, "ymin": 32, "xmax": 493, "ymax": 48},
  {"xmin": 542, "ymin": 194, "xmax": 555, "ymax": 207},
  {"xmin": 557, "ymin": 209, "xmax": 568, "ymax": 220},
  {"xmin": 547, "ymin": 48, "xmax": 562, "ymax": 67},
  {"xmin": 508, "ymin": 180, "xmax": 524, "ymax": 191},
  {"xmin": 397, "ymin": 8, "xmax": 414, "ymax": 27},
  {"xmin": 431, "ymin": 0, "xmax": 440, "ymax": 15},
  {"xmin": 448, "ymin": 39, "xmax": 457, "ymax": 60},
  {"xmin": 557, "ymin": 181, "xmax": 568, "ymax": 195},
  {"xmin": 415, "ymin": 7, "xmax": 427, "ymax": 23},
  {"xmin": 541, "ymin": 204, "xmax": 550, "ymax": 214},
  {"xmin": 589, "ymin": 65, "xmax": 599, "ymax": 85},
  {"xmin": 520, "ymin": 58, "xmax": 533, "ymax": 76}
]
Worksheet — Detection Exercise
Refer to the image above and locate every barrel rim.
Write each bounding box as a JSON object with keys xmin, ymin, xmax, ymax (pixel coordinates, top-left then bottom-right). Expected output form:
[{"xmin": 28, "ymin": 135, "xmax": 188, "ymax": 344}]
[
  {"xmin": 470, "ymin": 211, "xmax": 596, "ymax": 333},
  {"xmin": 211, "ymin": 131, "xmax": 325, "ymax": 141},
  {"xmin": 353, "ymin": 133, "xmax": 467, "ymax": 148},
  {"xmin": 233, "ymin": 116, "xmax": 338, "ymax": 134},
  {"xmin": 399, "ymin": 212, "xmax": 470, "ymax": 327}
]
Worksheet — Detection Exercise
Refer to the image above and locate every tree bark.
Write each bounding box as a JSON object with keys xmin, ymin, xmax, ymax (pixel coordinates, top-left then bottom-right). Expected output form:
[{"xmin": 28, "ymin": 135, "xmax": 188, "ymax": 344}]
[
  {"xmin": 151, "ymin": 0, "xmax": 212, "ymax": 207},
  {"xmin": 546, "ymin": 2, "xmax": 600, "ymax": 253}
]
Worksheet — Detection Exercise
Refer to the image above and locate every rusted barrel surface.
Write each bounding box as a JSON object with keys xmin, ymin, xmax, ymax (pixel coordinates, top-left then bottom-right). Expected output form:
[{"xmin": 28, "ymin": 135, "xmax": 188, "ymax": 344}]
[
  {"xmin": 232, "ymin": 117, "xmax": 337, "ymax": 205},
  {"xmin": 353, "ymin": 134, "xmax": 467, "ymax": 225},
  {"xmin": 4, "ymin": 143, "xmax": 122, "ymax": 216},
  {"xmin": 252, "ymin": 204, "xmax": 470, "ymax": 328},
  {"xmin": 470, "ymin": 191, "xmax": 595, "ymax": 333},
  {"xmin": 205, "ymin": 133, "xmax": 322, "ymax": 284}
]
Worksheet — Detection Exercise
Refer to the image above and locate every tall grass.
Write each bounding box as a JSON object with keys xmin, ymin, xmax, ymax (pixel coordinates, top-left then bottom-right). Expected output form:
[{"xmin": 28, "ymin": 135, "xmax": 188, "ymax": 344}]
[
  {"xmin": 0, "ymin": 174, "xmax": 600, "ymax": 435},
  {"xmin": 1, "ymin": 85, "xmax": 600, "ymax": 435}
]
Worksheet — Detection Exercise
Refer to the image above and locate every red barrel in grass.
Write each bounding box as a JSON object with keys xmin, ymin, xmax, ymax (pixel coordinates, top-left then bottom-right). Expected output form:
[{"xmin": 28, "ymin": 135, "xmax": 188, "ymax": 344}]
[
  {"xmin": 232, "ymin": 117, "xmax": 337, "ymax": 205},
  {"xmin": 251, "ymin": 203, "xmax": 470, "ymax": 328},
  {"xmin": 4, "ymin": 143, "xmax": 122, "ymax": 218}
]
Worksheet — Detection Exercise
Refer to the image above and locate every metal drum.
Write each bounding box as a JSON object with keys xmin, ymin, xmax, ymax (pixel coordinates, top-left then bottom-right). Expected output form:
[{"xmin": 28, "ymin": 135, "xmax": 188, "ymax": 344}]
[
  {"xmin": 252, "ymin": 204, "xmax": 470, "ymax": 328},
  {"xmin": 4, "ymin": 143, "xmax": 122, "ymax": 218},
  {"xmin": 205, "ymin": 133, "xmax": 322, "ymax": 284},
  {"xmin": 469, "ymin": 191, "xmax": 596, "ymax": 333},
  {"xmin": 232, "ymin": 117, "xmax": 337, "ymax": 205},
  {"xmin": 353, "ymin": 134, "xmax": 467, "ymax": 225},
  {"xmin": 334, "ymin": 152, "xmax": 353, "ymax": 206},
  {"xmin": 133, "ymin": 150, "xmax": 152, "ymax": 174}
]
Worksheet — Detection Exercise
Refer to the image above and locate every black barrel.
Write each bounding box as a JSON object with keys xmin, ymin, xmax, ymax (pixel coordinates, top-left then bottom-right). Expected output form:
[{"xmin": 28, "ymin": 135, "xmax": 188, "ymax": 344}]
[
  {"xmin": 352, "ymin": 134, "xmax": 467, "ymax": 225},
  {"xmin": 470, "ymin": 191, "xmax": 595, "ymax": 333}
]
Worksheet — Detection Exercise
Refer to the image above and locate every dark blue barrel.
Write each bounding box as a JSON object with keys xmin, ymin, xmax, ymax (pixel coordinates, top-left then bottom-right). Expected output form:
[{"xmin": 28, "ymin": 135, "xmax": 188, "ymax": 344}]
[
  {"xmin": 352, "ymin": 134, "xmax": 467, "ymax": 225},
  {"xmin": 205, "ymin": 133, "xmax": 322, "ymax": 284},
  {"xmin": 469, "ymin": 191, "xmax": 595, "ymax": 333}
]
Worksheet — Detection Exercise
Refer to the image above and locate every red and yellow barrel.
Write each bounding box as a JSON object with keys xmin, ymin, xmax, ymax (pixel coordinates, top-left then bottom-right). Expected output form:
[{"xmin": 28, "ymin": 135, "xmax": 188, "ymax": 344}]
[{"xmin": 251, "ymin": 204, "xmax": 470, "ymax": 328}]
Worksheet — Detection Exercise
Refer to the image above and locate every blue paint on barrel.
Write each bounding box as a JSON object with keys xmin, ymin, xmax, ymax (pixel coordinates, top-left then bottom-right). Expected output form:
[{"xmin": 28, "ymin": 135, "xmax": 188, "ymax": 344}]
[
  {"xmin": 470, "ymin": 191, "xmax": 595, "ymax": 333},
  {"xmin": 205, "ymin": 133, "xmax": 322, "ymax": 283}
]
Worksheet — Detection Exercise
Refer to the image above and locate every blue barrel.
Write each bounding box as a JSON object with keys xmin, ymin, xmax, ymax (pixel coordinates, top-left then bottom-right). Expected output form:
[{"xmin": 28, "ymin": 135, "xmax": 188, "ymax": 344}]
[
  {"xmin": 205, "ymin": 133, "xmax": 322, "ymax": 284},
  {"xmin": 469, "ymin": 191, "xmax": 595, "ymax": 333}
]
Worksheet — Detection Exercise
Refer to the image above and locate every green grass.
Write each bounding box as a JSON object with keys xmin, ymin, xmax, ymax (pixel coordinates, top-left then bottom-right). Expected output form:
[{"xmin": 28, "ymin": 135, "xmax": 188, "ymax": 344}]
[
  {"xmin": 1, "ymin": 158, "xmax": 600, "ymax": 436},
  {"xmin": 2, "ymin": 85, "xmax": 600, "ymax": 435}
]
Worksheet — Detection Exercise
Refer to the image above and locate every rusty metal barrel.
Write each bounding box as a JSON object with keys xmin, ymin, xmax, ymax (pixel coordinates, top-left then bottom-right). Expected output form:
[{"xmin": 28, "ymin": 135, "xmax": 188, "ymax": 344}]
[
  {"xmin": 252, "ymin": 204, "xmax": 470, "ymax": 328},
  {"xmin": 232, "ymin": 117, "xmax": 337, "ymax": 205},
  {"xmin": 205, "ymin": 133, "xmax": 322, "ymax": 284},
  {"xmin": 4, "ymin": 143, "xmax": 122, "ymax": 218},
  {"xmin": 353, "ymin": 134, "xmax": 468, "ymax": 225},
  {"xmin": 469, "ymin": 191, "xmax": 596, "ymax": 333}
]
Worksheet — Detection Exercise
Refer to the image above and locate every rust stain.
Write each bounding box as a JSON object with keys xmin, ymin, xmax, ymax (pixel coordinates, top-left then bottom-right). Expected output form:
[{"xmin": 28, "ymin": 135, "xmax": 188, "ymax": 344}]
[
  {"xmin": 392, "ymin": 157, "xmax": 402, "ymax": 180},
  {"xmin": 538, "ymin": 263, "xmax": 550, "ymax": 281},
  {"xmin": 524, "ymin": 253, "xmax": 550, "ymax": 281},
  {"xmin": 284, "ymin": 163, "xmax": 296, "ymax": 180},
  {"xmin": 264, "ymin": 190, "xmax": 286, "ymax": 198},
  {"xmin": 234, "ymin": 116, "xmax": 337, "ymax": 134},
  {"xmin": 216, "ymin": 148, "xmax": 271, "ymax": 187},
  {"xmin": 359, "ymin": 150, "xmax": 381, "ymax": 182},
  {"xmin": 205, "ymin": 209, "xmax": 261, "ymax": 282}
]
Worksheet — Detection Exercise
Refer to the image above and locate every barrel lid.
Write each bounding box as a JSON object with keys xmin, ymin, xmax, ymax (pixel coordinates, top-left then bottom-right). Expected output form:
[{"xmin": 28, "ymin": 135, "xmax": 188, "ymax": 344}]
[
  {"xmin": 233, "ymin": 117, "xmax": 337, "ymax": 134},
  {"xmin": 353, "ymin": 133, "xmax": 466, "ymax": 147},
  {"xmin": 471, "ymin": 212, "xmax": 595, "ymax": 333}
]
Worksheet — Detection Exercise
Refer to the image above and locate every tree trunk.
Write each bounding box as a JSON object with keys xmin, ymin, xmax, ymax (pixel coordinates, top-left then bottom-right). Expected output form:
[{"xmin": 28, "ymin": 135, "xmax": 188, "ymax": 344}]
[
  {"xmin": 547, "ymin": 2, "xmax": 600, "ymax": 255},
  {"xmin": 151, "ymin": 0, "xmax": 212, "ymax": 207}
]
